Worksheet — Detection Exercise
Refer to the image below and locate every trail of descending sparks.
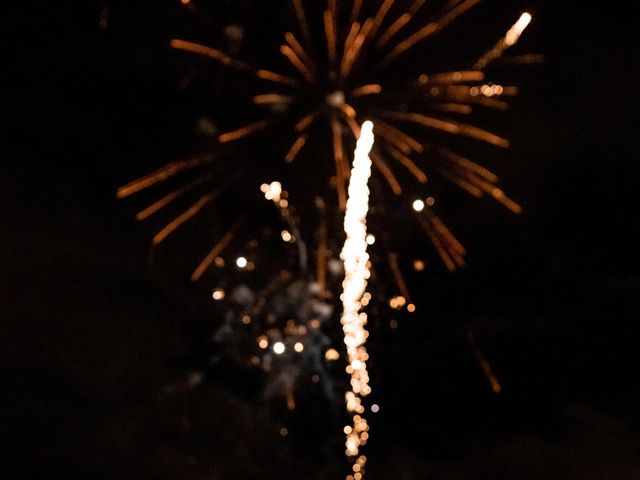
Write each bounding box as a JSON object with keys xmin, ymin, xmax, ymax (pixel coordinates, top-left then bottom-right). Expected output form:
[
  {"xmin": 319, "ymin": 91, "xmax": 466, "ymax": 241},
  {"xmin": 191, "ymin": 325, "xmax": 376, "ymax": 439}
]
[{"xmin": 340, "ymin": 121, "xmax": 374, "ymax": 478}]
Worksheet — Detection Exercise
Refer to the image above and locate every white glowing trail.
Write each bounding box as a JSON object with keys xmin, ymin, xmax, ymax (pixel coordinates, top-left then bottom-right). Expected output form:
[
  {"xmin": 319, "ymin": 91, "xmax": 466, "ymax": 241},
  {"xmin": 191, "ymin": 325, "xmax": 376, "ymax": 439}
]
[
  {"xmin": 340, "ymin": 121, "xmax": 375, "ymax": 478},
  {"xmin": 475, "ymin": 12, "xmax": 532, "ymax": 69}
]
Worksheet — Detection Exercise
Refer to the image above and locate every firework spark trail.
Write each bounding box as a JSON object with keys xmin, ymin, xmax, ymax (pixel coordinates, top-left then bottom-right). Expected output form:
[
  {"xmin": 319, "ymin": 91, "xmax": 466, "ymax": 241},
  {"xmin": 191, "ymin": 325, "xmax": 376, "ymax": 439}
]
[
  {"xmin": 475, "ymin": 12, "xmax": 533, "ymax": 70},
  {"xmin": 191, "ymin": 217, "xmax": 246, "ymax": 281},
  {"xmin": 340, "ymin": 121, "xmax": 374, "ymax": 478}
]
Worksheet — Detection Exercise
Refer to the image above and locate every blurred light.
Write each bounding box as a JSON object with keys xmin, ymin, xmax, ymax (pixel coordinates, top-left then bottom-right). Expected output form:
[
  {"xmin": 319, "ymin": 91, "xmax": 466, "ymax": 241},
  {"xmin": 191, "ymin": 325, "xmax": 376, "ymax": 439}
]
[
  {"xmin": 311, "ymin": 374, "xmax": 320, "ymax": 383},
  {"xmin": 258, "ymin": 336, "xmax": 268, "ymax": 349},
  {"xmin": 426, "ymin": 196, "xmax": 435, "ymax": 206},
  {"xmin": 241, "ymin": 315, "xmax": 252, "ymax": 324},
  {"xmin": 212, "ymin": 288, "xmax": 225, "ymax": 301},
  {"xmin": 366, "ymin": 234, "xmax": 376, "ymax": 245},
  {"xmin": 407, "ymin": 303, "xmax": 416, "ymax": 313},
  {"xmin": 413, "ymin": 260, "xmax": 425, "ymax": 271},
  {"xmin": 389, "ymin": 295, "xmax": 406, "ymax": 310},
  {"xmin": 326, "ymin": 90, "xmax": 346, "ymax": 107},
  {"xmin": 223, "ymin": 24, "xmax": 244, "ymax": 45},
  {"xmin": 475, "ymin": 12, "xmax": 533, "ymax": 69},
  {"xmin": 262, "ymin": 181, "xmax": 282, "ymax": 202},
  {"xmin": 412, "ymin": 199, "xmax": 425, "ymax": 212},
  {"xmin": 310, "ymin": 319, "xmax": 321, "ymax": 329},
  {"xmin": 506, "ymin": 12, "xmax": 532, "ymax": 46},
  {"xmin": 371, "ymin": 404, "xmax": 380, "ymax": 413},
  {"xmin": 281, "ymin": 230, "xmax": 293, "ymax": 242},
  {"xmin": 214, "ymin": 256, "xmax": 225, "ymax": 267},
  {"xmin": 236, "ymin": 256, "xmax": 248, "ymax": 268},
  {"xmin": 294, "ymin": 342, "xmax": 304, "ymax": 352},
  {"xmin": 273, "ymin": 342, "xmax": 285, "ymax": 354},
  {"xmin": 325, "ymin": 348, "xmax": 340, "ymax": 361},
  {"xmin": 340, "ymin": 121, "xmax": 375, "ymax": 460},
  {"xmin": 279, "ymin": 427, "xmax": 288, "ymax": 436}
]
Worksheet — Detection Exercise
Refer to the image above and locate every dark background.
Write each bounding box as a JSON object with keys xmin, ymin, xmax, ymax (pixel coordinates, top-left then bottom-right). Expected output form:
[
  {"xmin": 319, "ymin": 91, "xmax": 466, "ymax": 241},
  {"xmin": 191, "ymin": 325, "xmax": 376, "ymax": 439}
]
[{"xmin": 2, "ymin": 1, "xmax": 639, "ymax": 479}]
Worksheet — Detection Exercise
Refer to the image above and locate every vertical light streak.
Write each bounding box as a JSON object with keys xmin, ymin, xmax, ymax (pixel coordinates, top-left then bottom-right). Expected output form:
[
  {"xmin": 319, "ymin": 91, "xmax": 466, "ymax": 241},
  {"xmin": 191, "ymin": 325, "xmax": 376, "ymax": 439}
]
[{"xmin": 340, "ymin": 121, "xmax": 374, "ymax": 478}]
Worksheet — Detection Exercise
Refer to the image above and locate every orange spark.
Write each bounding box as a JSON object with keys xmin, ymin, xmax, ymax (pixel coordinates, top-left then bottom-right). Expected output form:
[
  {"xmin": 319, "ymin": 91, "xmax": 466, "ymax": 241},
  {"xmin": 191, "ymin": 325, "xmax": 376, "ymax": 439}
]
[
  {"xmin": 152, "ymin": 193, "xmax": 217, "ymax": 246},
  {"xmin": 191, "ymin": 217, "xmax": 245, "ymax": 281},
  {"xmin": 218, "ymin": 120, "xmax": 269, "ymax": 143},
  {"xmin": 117, "ymin": 153, "xmax": 214, "ymax": 199},
  {"xmin": 285, "ymin": 135, "xmax": 308, "ymax": 163}
]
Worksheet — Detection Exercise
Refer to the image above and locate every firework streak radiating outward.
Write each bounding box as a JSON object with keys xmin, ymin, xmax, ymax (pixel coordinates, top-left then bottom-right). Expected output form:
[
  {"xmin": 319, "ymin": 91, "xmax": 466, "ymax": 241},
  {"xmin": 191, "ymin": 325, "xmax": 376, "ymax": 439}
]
[{"xmin": 340, "ymin": 121, "xmax": 374, "ymax": 477}]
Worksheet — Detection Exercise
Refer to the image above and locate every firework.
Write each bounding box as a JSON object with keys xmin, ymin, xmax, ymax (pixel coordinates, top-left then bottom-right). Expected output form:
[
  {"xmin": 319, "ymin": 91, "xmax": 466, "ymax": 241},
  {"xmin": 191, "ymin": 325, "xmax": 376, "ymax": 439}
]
[
  {"xmin": 117, "ymin": 1, "xmax": 536, "ymax": 474},
  {"xmin": 120, "ymin": 0, "xmax": 534, "ymax": 284},
  {"xmin": 340, "ymin": 120, "xmax": 374, "ymax": 474}
]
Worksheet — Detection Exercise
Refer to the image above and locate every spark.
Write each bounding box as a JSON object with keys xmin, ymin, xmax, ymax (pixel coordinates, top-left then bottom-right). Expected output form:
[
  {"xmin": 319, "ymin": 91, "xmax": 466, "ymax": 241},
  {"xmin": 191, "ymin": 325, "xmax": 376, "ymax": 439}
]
[
  {"xmin": 261, "ymin": 181, "xmax": 282, "ymax": 201},
  {"xmin": 475, "ymin": 13, "xmax": 533, "ymax": 70},
  {"xmin": 340, "ymin": 121, "xmax": 374, "ymax": 470},
  {"xmin": 152, "ymin": 193, "xmax": 217, "ymax": 246},
  {"xmin": 380, "ymin": 0, "xmax": 481, "ymax": 67},
  {"xmin": 388, "ymin": 252, "xmax": 412, "ymax": 305},
  {"xmin": 212, "ymin": 288, "xmax": 225, "ymax": 301},
  {"xmin": 467, "ymin": 329, "xmax": 502, "ymax": 394},
  {"xmin": 191, "ymin": 218, "xmax": 245, "ymax": 281},
  {"xmin": 98, "ymin": 3, "xmax": 110, "ymax": 30},
  {"xmin": 325, "ymin": 348, "xmax": 340, "ymax": 361},
  {"xmin": 116, "ymin": 153, "xmax": 215, "ymax": 199}
]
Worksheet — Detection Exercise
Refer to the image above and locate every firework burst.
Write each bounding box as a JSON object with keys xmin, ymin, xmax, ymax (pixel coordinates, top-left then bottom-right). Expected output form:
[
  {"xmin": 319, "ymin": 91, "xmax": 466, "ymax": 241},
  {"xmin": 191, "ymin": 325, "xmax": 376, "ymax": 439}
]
[
  {"xmin": 119, "ymin": 0, "xmax": 534, "ymax": 292},
  {"xmin": 118, "ymin": 1, "xmax": 536, "ymax": 474}
]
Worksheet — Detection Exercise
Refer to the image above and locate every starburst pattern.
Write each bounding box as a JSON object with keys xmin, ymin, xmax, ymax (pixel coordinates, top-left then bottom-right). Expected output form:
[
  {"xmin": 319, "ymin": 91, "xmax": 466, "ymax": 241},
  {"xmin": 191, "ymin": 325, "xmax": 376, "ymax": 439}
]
[{"xmin": 119, "ymin": 1, "xmax": 533, "ymax": 285}]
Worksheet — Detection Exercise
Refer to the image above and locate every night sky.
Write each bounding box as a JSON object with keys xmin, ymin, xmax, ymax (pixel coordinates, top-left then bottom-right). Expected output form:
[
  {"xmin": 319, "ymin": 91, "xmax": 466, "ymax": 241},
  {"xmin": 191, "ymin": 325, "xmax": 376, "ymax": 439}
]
[{"xmin": 2, "ymin": 1, "xmax": 639, "ymax": 479}]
